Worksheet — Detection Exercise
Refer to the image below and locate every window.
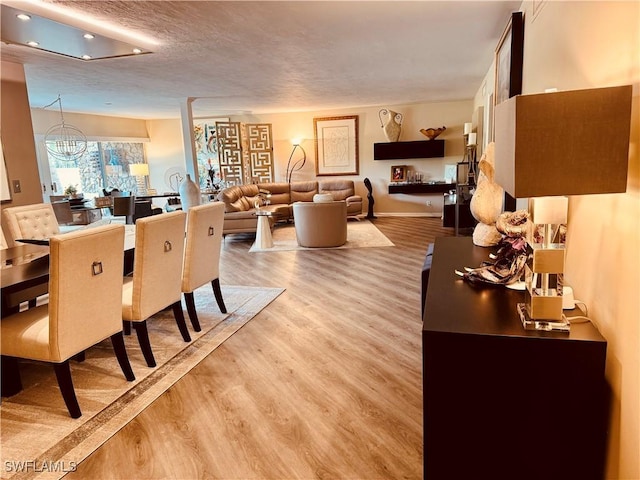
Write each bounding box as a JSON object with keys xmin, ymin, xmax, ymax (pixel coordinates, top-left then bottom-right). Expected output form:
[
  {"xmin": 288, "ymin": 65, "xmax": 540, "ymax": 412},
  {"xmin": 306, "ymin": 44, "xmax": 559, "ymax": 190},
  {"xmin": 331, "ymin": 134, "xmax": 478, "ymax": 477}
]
[{"xmin": 44, "ymin": 141, "xmax": 146, "ymax": 198}]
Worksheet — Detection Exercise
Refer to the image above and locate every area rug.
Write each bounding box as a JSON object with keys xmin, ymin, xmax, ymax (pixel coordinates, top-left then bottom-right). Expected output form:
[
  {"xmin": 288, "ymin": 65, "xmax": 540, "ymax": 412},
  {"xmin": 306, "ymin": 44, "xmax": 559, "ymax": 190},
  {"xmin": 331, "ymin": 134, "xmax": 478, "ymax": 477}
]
[
  {"xmin": 249, "ymin": 219, "xmax": 394, "ymax": 252},
  {"xmin": 0, "ymin": 285, "xmax": 284, "ymax": 480}
]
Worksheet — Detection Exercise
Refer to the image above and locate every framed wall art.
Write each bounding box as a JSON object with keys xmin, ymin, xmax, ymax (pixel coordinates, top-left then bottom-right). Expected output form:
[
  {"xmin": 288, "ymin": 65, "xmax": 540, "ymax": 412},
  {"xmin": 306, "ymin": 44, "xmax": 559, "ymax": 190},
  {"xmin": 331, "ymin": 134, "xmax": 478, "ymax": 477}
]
[
  {"xmin": 494, "ymin": 11, "xmax": 524, "ymax": 211},
  {"xmin": 314, "ymin": 115, "xmax": 359, "ymax": 176},
  {"xmin": 494, "ymin": 11, "xmax": 524, "ymax": 107}
]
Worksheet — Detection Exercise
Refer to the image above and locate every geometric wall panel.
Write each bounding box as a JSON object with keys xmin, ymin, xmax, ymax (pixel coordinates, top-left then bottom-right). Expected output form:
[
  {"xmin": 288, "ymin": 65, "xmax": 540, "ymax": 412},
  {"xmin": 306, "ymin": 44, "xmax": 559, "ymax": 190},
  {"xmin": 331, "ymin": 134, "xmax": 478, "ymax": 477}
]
[
  {"xmin": 216, "ymin": 122, "xmax": 243, "ymax": 185},
  {"xmin": 246, "ymin": 123, "xmax": 274, "ymax": 183},
  {"xmin": 216, "ymin": 122, "xmax": 274, "ymax": 185}
]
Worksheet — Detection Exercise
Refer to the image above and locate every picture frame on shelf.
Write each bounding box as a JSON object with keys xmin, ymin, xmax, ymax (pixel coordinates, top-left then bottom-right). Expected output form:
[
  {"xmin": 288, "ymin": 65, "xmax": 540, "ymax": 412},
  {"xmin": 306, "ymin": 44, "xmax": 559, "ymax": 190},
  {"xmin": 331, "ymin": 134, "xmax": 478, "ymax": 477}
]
[
  {"xmin": 314, "ymin": 115, "xmax": 359, "ymax": 176},
  {"xmin": 444, "ymin": 164, "xmax": 457, "ymax": 184},
  {"xmin": 391, "ymin": 165, "xmax": 407, "ymax": 182}
]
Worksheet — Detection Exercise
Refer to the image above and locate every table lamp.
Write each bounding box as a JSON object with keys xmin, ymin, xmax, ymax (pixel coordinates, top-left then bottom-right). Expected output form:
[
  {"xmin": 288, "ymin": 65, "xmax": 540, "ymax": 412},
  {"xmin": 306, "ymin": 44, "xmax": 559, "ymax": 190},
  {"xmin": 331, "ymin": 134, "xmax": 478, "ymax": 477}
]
[
  {"xmin": 129, "ymin": 163, "xmax": 150, "ymax": 196},
  {"xmin": 494, "ymin": 85, "xmax": 632, "ymax": 331}
]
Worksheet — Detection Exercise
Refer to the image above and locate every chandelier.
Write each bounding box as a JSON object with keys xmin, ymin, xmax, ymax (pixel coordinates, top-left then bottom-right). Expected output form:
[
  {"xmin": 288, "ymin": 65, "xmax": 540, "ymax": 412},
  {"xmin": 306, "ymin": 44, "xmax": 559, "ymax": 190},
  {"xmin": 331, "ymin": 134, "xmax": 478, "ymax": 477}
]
[{"xmin": 43, "ymin": 95, "xmax": 87, "ymax": 162}]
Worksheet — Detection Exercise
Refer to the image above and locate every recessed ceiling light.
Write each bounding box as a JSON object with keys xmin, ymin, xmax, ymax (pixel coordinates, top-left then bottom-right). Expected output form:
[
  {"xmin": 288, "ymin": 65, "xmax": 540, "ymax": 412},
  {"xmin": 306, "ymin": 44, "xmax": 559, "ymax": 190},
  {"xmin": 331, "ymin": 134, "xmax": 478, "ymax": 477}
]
[
  {"xmin": 2, "ymin": 4, "xmax": 154, "ymax": 61},
  {"xmin": 18, "ymin": 0, "xmax": 160, "ymax": 46},
  {"xmin": 132, "ymin": 48, "xmax": 142, "ymax": 54},
  {"xmin": 17, "ymin": 13, "xmax": 31, "ymax": 21}
]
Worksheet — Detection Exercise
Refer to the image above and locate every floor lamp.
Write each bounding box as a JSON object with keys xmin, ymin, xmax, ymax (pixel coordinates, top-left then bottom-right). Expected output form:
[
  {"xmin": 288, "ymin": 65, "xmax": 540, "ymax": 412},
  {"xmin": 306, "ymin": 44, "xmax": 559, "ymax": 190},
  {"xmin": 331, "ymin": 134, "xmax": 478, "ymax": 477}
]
[
  {"xmin": 285, "ymin": 139, "xmax": 306, "ymax": 183},
  {"xmin": 494, "ymin": 85, "xmax": 632, "ymax": 332}
]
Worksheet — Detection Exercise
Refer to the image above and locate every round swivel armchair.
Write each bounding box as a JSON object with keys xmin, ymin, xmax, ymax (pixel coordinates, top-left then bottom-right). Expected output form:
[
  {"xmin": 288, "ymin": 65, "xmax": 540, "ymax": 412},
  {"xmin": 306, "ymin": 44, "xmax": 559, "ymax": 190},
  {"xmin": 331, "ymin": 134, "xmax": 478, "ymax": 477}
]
[{"xmin": 292, "ymin": 201, "xmax": 347, "ymax": 248}]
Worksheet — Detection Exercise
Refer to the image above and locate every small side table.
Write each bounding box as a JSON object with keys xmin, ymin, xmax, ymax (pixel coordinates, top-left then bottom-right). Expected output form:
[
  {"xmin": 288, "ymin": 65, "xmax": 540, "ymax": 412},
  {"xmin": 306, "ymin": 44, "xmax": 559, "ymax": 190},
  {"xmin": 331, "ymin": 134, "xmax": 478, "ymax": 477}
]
[{"xmin": 254, "ymin": 210, "xmax": 273, "ymax": 249}]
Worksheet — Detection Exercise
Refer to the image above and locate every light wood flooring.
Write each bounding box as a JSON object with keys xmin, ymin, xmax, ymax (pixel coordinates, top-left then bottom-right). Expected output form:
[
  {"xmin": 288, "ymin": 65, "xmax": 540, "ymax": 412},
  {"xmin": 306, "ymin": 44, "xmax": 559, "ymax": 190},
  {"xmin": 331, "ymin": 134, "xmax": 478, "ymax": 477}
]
[{"xmin": 67, "ymin": 217, "xmax": 454, "ymax": 480}]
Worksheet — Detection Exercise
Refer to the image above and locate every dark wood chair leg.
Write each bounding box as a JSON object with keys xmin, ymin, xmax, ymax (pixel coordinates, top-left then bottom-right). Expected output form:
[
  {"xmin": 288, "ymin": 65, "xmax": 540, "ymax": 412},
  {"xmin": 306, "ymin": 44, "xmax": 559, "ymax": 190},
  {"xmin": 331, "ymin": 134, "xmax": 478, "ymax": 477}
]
[
  {"xmin": 211, "ymin": 278, "xmax": 227, "ymax": 314},
  {"xmin": 133, "ymin": 321, "xmax": 157, "ymax": 367},
  {"xmin": 110, "ymin": 332, "xmax": 136, "ymax": 381},
  {"xmin": 1, "ymin": 356, "xmax": 23, "ymax": 397},
  {"xmin": 123, "ymin": 320, "xmax": 132, "ymax": 335},
  {"xmin": 71, "ymin": 351, "xmax": 86, "ymax": 362},
  {"xmin": 172, "ymin": 301, "xmax": 191, "ymax": 342},
  {"xmin": 53, "ymin": 361, "xmax": 82, "ymax": 419},
  {"xmin": 28, "ymin": 299, "xmax": 37, "ymax": 309},
  {"xmin": 184, "ymin": 292, "xmax": 201, "ymax": 332}
]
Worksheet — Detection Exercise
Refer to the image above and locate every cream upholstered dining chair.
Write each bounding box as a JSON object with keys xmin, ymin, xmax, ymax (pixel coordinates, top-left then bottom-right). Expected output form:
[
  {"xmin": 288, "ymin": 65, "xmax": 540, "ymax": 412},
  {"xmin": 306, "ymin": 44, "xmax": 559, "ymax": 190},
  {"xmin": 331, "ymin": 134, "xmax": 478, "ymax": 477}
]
[
  {"xmin": 0, "ymin": 224, "xmax": 135, "ymax": 418},
  {"xmin": 2, "ymin": 203, "xmax": 61, "ymax": 308},
  {"xmin": 122, "ymin": 210, "xmax": 189, "ymax": 368},
  {"xmin": 181, "ymin": 202, "xmax": 227, "ymax": 332},
  {"xmin": 2, "ymin": 202, "xmax": 60, "ymax": 247}
]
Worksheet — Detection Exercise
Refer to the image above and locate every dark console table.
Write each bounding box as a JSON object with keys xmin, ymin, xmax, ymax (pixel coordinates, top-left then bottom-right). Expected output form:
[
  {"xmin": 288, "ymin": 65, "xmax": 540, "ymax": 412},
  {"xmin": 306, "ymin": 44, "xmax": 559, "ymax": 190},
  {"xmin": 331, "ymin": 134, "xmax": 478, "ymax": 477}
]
[{"xmin": 422, "ymin": 237, "xmax": 608, "ymax": 480}]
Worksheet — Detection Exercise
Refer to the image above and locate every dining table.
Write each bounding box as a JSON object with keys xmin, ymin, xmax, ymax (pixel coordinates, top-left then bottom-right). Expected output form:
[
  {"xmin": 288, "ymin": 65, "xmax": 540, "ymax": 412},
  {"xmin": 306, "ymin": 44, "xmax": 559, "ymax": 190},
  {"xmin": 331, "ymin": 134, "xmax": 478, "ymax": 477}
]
[{"xmin": 1, "ymin": 223, "xmax": 136, "ymax": 396}]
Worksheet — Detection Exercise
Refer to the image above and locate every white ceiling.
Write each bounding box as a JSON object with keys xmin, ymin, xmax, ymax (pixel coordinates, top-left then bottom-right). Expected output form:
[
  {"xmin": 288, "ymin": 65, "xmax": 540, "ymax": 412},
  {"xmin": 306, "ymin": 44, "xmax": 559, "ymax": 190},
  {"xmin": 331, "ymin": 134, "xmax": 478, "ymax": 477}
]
[{"xmin": 1, "ymin": 0, "xmax": 522, "ymax": 119}]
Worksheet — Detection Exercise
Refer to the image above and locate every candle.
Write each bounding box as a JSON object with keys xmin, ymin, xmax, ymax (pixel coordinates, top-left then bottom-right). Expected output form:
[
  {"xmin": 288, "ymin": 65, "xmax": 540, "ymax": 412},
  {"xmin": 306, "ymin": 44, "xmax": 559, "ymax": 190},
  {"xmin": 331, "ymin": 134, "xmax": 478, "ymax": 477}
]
[
  {"xmin": 464, "ymin": 122, "xmax": 472, "ymax": 135},
  {"xmin": 467, "ymin": 132, "xmax": 477, "ymax": 145}
]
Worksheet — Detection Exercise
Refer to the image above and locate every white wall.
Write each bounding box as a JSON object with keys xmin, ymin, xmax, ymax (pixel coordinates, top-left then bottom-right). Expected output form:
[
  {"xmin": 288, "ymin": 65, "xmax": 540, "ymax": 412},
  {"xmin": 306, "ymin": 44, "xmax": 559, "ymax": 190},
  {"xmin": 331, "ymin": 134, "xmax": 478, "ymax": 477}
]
[
  {"xmin": 31, "ymin": 109, "xmax": 149, "ymax": 141},
  {"xmin": 1, "ymin": 61, "xmax": 42, "ymax": 211},
  {"xmin": 473, "ymin": 2, "xmax": 639, "ymax": 478},
  {"xmin": 145, "ymin": 118, "xmax": 186, "ymax": 192}
]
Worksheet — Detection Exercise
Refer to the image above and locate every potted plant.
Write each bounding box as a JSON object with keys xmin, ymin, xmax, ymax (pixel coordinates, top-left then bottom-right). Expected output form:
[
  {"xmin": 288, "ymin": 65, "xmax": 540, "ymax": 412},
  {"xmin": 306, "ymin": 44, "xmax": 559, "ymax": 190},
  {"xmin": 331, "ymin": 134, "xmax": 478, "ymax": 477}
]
[{"xmin": 64, "ymin": 185, "xmax": 78, "ymax": 198}]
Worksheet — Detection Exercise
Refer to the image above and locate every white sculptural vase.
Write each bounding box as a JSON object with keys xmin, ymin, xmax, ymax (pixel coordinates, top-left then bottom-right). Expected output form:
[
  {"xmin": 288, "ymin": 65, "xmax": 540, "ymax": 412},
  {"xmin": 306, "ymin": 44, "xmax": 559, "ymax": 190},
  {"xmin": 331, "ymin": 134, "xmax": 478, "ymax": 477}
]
[
  {"xmin": 470, "ymin": 143, "xmax": 504, "ymax": 247},
  {"xmin": 179, "ymin": 173, "xmax": 201, "ymax": 211},
  {"xmin": 379, "ymin": 108, "xmax": 403, "ymax": 142}
]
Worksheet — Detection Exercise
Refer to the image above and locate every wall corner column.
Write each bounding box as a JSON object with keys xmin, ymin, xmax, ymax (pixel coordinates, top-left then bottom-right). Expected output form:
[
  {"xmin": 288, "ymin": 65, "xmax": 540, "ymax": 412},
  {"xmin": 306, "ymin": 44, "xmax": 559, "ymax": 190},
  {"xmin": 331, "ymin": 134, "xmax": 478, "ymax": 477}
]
[{"xmin": 180, "ymin": 97, "xmax": 198, "ymax": 182}]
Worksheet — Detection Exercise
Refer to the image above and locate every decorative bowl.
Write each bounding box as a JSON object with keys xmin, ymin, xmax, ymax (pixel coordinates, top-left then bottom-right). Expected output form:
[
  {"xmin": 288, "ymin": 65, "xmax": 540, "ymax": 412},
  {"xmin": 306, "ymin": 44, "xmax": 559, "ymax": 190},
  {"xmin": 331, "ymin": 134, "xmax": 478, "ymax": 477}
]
[{"xmin": 420, "ymin": 126, "xmax": 446, "ymax": 140}]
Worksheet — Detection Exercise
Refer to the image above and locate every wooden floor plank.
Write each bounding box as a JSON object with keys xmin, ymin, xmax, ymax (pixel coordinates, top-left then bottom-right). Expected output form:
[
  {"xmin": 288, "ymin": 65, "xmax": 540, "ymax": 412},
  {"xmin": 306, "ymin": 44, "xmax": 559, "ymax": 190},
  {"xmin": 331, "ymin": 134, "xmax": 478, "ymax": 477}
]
[{"xmin": 67, "ymin": 217, "xmax": 454, "ymax": 479}]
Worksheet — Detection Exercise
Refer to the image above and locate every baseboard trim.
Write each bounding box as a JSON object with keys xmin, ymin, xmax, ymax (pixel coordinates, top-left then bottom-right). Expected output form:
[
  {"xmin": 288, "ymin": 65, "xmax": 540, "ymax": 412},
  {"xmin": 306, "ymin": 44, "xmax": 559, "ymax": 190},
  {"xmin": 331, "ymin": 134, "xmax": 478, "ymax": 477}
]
[{"xmin": 372, "ymin": 212, "xmax": 443, "ymax": 218}]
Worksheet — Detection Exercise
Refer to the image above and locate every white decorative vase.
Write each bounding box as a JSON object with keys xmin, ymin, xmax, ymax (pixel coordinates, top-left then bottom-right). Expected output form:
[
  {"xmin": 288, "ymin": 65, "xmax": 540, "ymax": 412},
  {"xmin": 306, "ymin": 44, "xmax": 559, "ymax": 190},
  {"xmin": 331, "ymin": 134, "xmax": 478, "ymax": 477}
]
[
  {"xmin": 179, "ymin": 174, "xmax": 201, "ymax": 211},
  {"xmin": 379, "ymin": 108, "xmax": 403, "ymax": 142}
]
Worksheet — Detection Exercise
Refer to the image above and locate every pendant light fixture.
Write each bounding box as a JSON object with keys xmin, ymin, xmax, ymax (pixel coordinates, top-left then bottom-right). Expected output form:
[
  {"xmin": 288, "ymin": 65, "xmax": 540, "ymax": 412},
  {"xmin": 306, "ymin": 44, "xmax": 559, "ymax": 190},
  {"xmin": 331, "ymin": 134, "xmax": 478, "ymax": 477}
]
[{"xmin": 43, "ymin": 95, "xmax": 87, "ymax": 162}]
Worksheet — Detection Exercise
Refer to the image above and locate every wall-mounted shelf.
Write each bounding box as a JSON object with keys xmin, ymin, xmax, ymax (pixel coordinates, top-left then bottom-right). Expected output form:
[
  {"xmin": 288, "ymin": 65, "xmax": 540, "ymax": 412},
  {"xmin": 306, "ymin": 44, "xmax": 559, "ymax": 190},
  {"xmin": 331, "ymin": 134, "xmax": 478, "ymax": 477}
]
[
  {"xmin": 388, "ymin": 182, "xmax": 454, "ymax": 194},
  {"xmin": 374, "ymin": 140, "xmax": 445, "ymax": 160}
]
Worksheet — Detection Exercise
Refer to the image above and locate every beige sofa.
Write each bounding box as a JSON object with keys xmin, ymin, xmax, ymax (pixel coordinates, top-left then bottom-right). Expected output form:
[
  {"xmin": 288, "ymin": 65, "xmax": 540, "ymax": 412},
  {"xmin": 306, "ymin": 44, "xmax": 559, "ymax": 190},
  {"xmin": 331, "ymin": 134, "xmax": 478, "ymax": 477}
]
[{"xmin": 217, "ymin": 180, "xmax": 362, "ymax": 235}]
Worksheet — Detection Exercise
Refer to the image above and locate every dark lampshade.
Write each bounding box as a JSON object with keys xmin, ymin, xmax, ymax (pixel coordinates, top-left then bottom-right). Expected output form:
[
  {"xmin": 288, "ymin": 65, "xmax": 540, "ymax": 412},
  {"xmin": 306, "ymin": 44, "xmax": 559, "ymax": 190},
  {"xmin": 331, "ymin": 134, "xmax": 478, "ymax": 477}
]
[{"xmin": 494, "ymin": 85, "xmax": 632, "ymax": 198}]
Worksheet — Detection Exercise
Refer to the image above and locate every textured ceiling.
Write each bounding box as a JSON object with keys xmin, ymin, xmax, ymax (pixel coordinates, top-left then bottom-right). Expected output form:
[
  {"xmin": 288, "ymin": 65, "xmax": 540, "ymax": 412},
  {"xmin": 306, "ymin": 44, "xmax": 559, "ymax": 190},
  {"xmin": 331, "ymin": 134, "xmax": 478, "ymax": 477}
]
[{"xmin": 1, "ymin": 1, "xmax": 522, "ymax": 119}]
